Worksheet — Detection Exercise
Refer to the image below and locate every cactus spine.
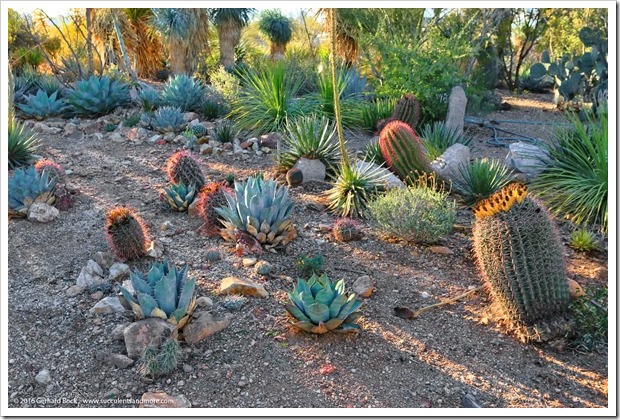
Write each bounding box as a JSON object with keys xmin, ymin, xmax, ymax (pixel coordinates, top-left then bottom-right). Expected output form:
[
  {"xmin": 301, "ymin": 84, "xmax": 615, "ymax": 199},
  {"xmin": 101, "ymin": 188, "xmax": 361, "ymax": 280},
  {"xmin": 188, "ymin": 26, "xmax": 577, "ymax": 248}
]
[
  {"xmin": 164, "ymin": 151, "xmax": 205, "ymax": 190},
  {"xmin": 197, "ymin": 181, "xmax": 233, "ymax": 236},
  {"xmin": 379, "ymin": 120, "xmax": 430, "ymax": 183},
  {"xmin": 106, "ymin": 207, "xmax": 150, "ymax": 261},
  {"xmin": 472, "ymin": 183, "xmax": 571, "ymax": 341},
  {"xmin": 391, "ymin": 93, "xmax": 421, "ymax": 130}
]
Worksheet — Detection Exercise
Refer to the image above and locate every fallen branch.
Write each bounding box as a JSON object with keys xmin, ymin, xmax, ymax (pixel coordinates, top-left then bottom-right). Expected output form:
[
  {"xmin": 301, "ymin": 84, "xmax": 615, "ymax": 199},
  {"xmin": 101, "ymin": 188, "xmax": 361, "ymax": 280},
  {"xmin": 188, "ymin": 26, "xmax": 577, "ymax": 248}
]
[{"xmin": 395, "ymin": 285, "xmax": 487, "ymax": 320}]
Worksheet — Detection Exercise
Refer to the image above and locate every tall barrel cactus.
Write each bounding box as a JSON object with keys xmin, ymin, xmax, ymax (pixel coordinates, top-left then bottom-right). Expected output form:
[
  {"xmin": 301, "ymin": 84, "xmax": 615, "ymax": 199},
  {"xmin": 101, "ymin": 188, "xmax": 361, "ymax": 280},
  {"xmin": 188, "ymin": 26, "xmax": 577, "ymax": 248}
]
[
  {"xmin": 106, "ymin": 207, "xmax": 150, "ymax": 261},
  {"xmin": 164, "ymin": 151, "xmax": 205, "ymax": 191},
  {"xmin": 472, "ymin": 183, "xmax": 571, "ymax": 341},
  {"xmin": 391, "ymin": 93, "xmax": 421, "ymax": 130},
  {"xmin": 379, "ymin": 120, "xmax": 430, "ymax": 183}
]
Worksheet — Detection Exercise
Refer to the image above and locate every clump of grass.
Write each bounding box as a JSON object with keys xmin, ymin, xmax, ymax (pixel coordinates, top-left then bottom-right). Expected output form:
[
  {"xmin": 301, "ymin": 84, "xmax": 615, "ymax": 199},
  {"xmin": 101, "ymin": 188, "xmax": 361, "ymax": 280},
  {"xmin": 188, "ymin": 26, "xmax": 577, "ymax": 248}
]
[
  {"xmin": 452, "ymin": 159, "xmax": 513, "ymax": 205},
  {"xmin": 569, "ymin": 228, "xmax": 598, "ymax": 252},
  {"xmin": 138, "ymin": 338, "xmax": 180, "ymax": 378},
  {"xmin": 297, "ymin": 254, "xmax": 325, "ymax": 278},
  {"xmin": 568, "ymin": 286, "xmax": 607, "ymax": 353},
  {"xmin": 214, "ymin": 120, "xmax": 239, "ymax": 143}
]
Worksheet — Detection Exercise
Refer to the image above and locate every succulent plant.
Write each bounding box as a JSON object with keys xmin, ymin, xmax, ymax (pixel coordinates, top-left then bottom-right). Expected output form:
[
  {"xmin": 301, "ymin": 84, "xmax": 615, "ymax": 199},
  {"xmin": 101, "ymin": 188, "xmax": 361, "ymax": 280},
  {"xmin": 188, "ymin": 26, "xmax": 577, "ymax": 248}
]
[
  {"xmin": 164, "ymin": 151, "xmax": 205, "ymax": 191},
  {"xmin": 332, "ymin": 218, "xmax": 363, "ymax": 242},
  {"xmin": 472, "ymin": 183, "xmax": 571, "ymax": 341},
  {"xmin": 205, "ymin": 248, "xmax": 221, "ymax": 262},
  {"xmin": 138, "ymin": 85, "xmax": 161, "ymax": 112},
  {"xmin": 17, "ymin": 89, "xmax": 69, "ymax": 119},
  {"xmin": 123, "ymin": 112, "xmax": 141, "ymax": 128},
  {"xmin": 105, "ymin": 123, "xmax": 117, "ymax": 132},
  {"xmin": 66, "ymin": 76, "xmax": 130, "ymax": 116},
  {"xmin": 190, "ymin": 124, "xmax": 207, "ymax": 138},
  {"xmin": 105, "ymin": 206, "xmax": 150, "ymax": 261},
  {"xmin": 214, "ymin": 119, "xmax": 239, "ymax": 143},
  {"xmin": 34, "ymin": 74, "xmax": 64, "ymax": 97},
  {"xmin": 360, "ymin": 138, "xmax": 385, "ymax": 166},
  {"xmin": 161, "ymin": 74, "xmax": 206, "ymax": 112},
  {"xmin": 201, "ymin": 93, "xmax": 227, "ymax": 119},
  {"xmin": 151, "ymin": 106, "xmax": 186, "ymax": 133},
  {"xmin": 196, "ymin": 181, "xmax": 233, "ymax": 236},
  {"xmin": 34, "ymin": 159, "xmax": 66, "ymax": 184},
  {"xmin": 279, "ymin": 115, "xmax": 340, "ymax": 171},
  {"xmin": 379, "ymin": 120, "xmax": 431, "ymax": 184},
  {"xmin": 161, "ymin": 182, "xmax": 197, "ymax": 212},
  {"xmin": 8, "ymin": 166, "xmax": 57, "ymax": 218},
  {"xmin": 120, "ymin": 260, "xmax": 197, "ymax": 330},
  {"xmin": 8, "ymin": 119, "xmax": 41, "ymax": 169},
  {"xmin": 216, "ymin": 175, "xmax": 296, "ymax": 250},
  {"xmin": 286, "ymin": 168, "xmax": 303, "ymax": 187},
  {"xmin": 285, "ymin": 274, "xmax": 363, "ymax": 334},
  {"xmin": 390, "ymin": 93, "xmax": 421, "ymax": 130}
]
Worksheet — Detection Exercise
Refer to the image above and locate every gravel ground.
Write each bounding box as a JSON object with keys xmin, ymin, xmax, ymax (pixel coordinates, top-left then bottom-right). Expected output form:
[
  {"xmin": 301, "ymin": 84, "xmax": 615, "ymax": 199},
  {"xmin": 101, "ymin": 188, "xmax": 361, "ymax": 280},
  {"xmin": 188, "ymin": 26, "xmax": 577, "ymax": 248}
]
[{"xmin": 7, "ymin": 91, "xmax": 608, "ymax": 409}]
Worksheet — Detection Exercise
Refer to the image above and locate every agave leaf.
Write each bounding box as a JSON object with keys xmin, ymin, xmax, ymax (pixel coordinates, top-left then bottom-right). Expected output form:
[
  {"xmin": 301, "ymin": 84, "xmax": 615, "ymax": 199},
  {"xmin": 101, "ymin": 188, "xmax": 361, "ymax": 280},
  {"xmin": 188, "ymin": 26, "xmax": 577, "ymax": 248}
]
[
  {"xmin": 249, "ymin": 194, "xmax": 262, "ymax": 217},
  {"xmin": 285, "ymin": 304, "xmax": 311, "ymax": 323},
  {"xmin": 309, "ymin": 281, "xmax": 324, "ymax": 297},
  {"xmin": 150, "ymin": 307, "xmax": 168, "ymax": 320},
  {"xmin": 119, "ymin": 286, "xmax": 137, "ymax": 305},
  {"xmin": 329, "ymin": 294, "xmax": 347, "ymax": 318},
  {"xmin": 176, "ymin": 264, "xmax": 189, "ymax": 296},
  {"xmin": 137, "ymin": 292, "xmax": 159, "ymax": 318},
  {"xmin": 176, "ymin": 277, "xmax": 196, "ymax": 314},
  {"xmin": 295, "ymin": 279, "xmax": 312, "ymax": 297},
  {"xmin": 334, "ymin": 279, "xmax": 346, "ymax": 295},
  {"xmin": 170, "ymin": 307, "xmax": 187, "ymax": 323},
  {"xmin": 343, "ymin": 311, "xmax": 363, "ymax": 325},
  {"xmin": 306, "ymin": 302, "xmax": 330, "ymax": 324},
  {"xmin": 324, "ymin": 317, "xmax": 345, "ymax": 331},
  {"xmin": 153, "ymin": 270, "xmax": 178, "ymax": 317},
  {"xmin": 332, "ymin": 323, "xmax": 361, "ymax": 333},
  {"xmin": 146, "ymin": 263, "xmax": 164, "ymax": 286},
  {"xmin": 130, "ymin": 272, "xmax": 153, "ymax": 295},
  {"xmin": 292, "ymin": 320, "xmax": 321, "ymax": 333},
  {"xmin": 338, "ymin": 296, "xmax": 362, "ymax": 318},
  {"xmin": 128, "ymin": 300, "xmax": 145, "ymax": 319},
  {"xmin": 315, "ymin": 287, "xmax": 335, "ymax": 306}
]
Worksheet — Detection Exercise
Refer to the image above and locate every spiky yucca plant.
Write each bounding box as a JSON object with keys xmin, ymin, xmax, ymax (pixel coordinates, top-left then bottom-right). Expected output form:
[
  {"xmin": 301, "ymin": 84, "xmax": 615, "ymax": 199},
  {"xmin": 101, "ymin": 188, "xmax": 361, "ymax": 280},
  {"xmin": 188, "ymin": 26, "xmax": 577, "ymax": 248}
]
[
  {"xmin": 120, "ymin": 260, "xmax": 196, "ymax": 330},
  {"xmin": 197, "ymin": 181, "xmax": 233, "ymax": 236},
  {"xmin": 280, "ymin": 115, "xmax": 340, "ymax": 170},
  {"xmin": 285, "ymin": 274, "xmax": 362, "ymax": 334},
  {"xmin": 216, "ymin": 175, "xmax": 296, "ymax": 250},
  {"xmin": 419, "ymin": 121, "xmax": 471, "ymax": 161},
  {"xmin": 66, "ymin": 75, "xmax": 130, "ymax": 116},
  {"xmin": 213, "ymin": 119, "xmax": 239, "ymax": 143},
  {"xmin": 8, "ymin": 166, "xmax": 57, "ymax": 218},
  {"xmin": 105, "ymin": 207, "xmax": 150, "ymax": 261},
  {"xmin": 165, "ymin": 151, "xmax": 205, "ymax": 190},
  {"xmin": 161, "ymin": 182, "xmax": 197, "ymax": 212},
  {"xmin": 160, "ymin": 74, "xmax": 206, "ymax": 112},
  {"xmin": 17, "ymin": 89, "xmax": 68, "ymax": 120},
  {"xmin": 8, "ymin": 119, "xmax": 41, "ymax": 169},
  {"xmin": 453, "ymin": 159, "xmax": 513, "ymax": 206}
]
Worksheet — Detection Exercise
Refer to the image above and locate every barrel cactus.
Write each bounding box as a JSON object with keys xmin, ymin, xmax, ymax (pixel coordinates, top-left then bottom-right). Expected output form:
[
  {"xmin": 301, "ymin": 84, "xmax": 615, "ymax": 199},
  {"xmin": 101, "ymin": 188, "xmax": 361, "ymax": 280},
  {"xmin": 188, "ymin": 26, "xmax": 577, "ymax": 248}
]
[
  {"xmin": 391, "ymin": 93, "xmax": 421, "ymax": 130},
  {"xmin": 472, "ymin": 183, "xmax": 571, "ymax": 342},
  {"xmin": 66, "ymin": 75, "xmax": 130, "ymax": 116},
  {"xmin": 216, "ymin": 175, "xmax": 297, "ymax": 250},
  {"xmin": 105, "ymin": 206, "xmax": 150, "ymax": 261},
  {"xmin": 379, "ymin": 120, "xmax": 431, "ymax": 184},
  {"xmin": 161, "ymin": 182, "xmax": 197, "ymax": 212},
  {"xmin": 190, "ymin": 124, "xmax": 207, "ymax": 138},
  {"xmin": 285, "ymin": 274, "xmax": 362, "ymax": 334},
  {"xmin": 164, "ymin": 151, "xmax": 205, "ymax": 191},
  {"xmin": 120, "ymin": 261, "xmax": 196, "ymax": 330},
  {"xmin": 8, "ymin": 166, "xmax": 57, "ymax": 218},
  {"xmin": 332, "ymin": 218, "xmax": 363, "ymax": 242},
  {"xmin": 197, "ymin": 181, "xmax": 233, "ymax": 236},
  {"xmin": 35, "ymin": 159, "xmax": 66, "ymax": 184}
]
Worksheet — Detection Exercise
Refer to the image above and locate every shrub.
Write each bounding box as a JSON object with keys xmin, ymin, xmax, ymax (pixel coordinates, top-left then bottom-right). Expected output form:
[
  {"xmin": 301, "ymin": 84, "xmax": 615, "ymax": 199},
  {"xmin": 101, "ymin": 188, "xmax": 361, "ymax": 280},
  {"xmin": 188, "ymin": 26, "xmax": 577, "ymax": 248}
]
[
  {"xmin": 569, "ymin": 228, "xmax": 598, "ymax": 252},
  {"xmin": 209, "ymin": 65, "xmax": 241, "ymax": 104},
  {"xmin": 214, "ymin": 119, "xmax": 239, "ymax": 143},
  {"xmin": 8, "ymin": 118, "xmax": 40, "ymax": 169},
  {"xmin": 297, "ymin": 254, "xmax": 325, "ymax": 278},
  {"xmin": 66, "ymin": 76, "xmax": 130, "ymax": 117},
  {"xmin": 279, "ymin": 115, "xmax": 340, "ymax": 171},
  {"xmin": 452, "ymin": 159, "xmax": 513, "ymax": 206},
  {"xmin": 161, "ymin": 74, "xmax": 206, "ymax": 112},
  {"xmin": 419, "ymin": 121, "xmax": 471, "ymax": 161},
  {"xmin": 568, "ymin": 286, "xmax": 607, "ymax": 352},
  {"xmin": 368, "ymin": 175, "xmax": 456, "ymax": 243},
  {"xmin": 531, "ymin": 111, "xmax": 608, "ymax": 233}
]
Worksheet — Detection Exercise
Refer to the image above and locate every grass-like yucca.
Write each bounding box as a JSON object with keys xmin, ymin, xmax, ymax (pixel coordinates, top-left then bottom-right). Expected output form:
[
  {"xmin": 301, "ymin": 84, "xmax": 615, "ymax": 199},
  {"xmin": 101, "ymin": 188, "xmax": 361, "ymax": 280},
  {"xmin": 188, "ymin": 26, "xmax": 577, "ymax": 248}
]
[
  {"xmin": 279, "ymin": 114, "xmax": 340, "ymax": 170},
  {"xmin": 419, "ymin": 121, "xmax": 471, "ymax": 161},
  {"xmin": 453, "ymin": 158, "xmax": 513, "ymax": 205}
]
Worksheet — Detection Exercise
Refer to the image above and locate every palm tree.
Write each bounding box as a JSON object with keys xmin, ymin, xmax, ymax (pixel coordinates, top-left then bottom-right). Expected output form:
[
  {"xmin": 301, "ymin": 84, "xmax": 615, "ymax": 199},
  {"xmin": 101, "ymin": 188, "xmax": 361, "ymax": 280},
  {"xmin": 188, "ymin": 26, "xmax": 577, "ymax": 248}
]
[
  {"xmin": 210, "ymin": 8, "xmax": 254, "ymax": 70},
  {"xmin": 149, "ymin": 8, "xmax": 210, "ymax": 75},
  {"xmin": 125, "ymin": 8, "xmax": 164, "ymax": 78},
  {"xmin": 90, "ymin": 8, "xmax": 137, "ymax": 80},
  {"xmin": 258, "ymin": 9, "xmax": 293, "ymax": 59}
]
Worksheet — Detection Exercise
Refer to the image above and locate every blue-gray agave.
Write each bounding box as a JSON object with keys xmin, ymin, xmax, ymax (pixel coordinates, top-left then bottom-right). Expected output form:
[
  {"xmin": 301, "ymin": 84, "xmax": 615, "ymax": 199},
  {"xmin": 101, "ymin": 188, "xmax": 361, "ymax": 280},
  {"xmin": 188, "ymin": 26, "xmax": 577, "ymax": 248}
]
[
  {"xmin": 120, "ymin": 261, "xmax": 197, "ymax": 329},
  {"xmin": 161, "ymin": 182, "xmax": 197, "ymax": 212},
  {"xmin": 8, "ymin": 166, "xmax": 57, "ymax": 218},
  {"xmin": 151, "ymin": 106, "xmax": 186, "ymax": 133},
  {"xmin": 216, "ymin": 175, "xmax": 297, "ymax": 250},
  {"xmin": 285, "ymin": 274, "xmax": 363, "ymax": 334},
  {"xmin": 66, "ymin": 75, "xmax": 130, "ymax": 116},
  {"xmin": 17, "ymin": 89, "xmax": 69, "ymax": 120},
  {"xmin": 161, "ymin": 75, "xmax": 206, "ymax": 112}
]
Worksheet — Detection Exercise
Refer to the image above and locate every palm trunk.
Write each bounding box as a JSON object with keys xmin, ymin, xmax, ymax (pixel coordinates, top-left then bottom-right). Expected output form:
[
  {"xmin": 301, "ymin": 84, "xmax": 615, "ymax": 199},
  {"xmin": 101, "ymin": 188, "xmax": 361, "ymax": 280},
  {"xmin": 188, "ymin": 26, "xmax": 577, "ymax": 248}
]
[
  {"xmin": 86, "ymin": 8, "xmax": 94, "ymax": 75},
  {"xmin": 271, "ymin": 42, "xmax": 287, "ymax": 60},
  {"xmin": 112, "ymin": 14, "xmax": 137, "ymax": 82},
  {"xmin": 218, "ymin": 20, "xmax": 240, "ymax": 70},
  {"xmin": 169, "ymin": 37, "xmax": 188, "ymax": 75}
]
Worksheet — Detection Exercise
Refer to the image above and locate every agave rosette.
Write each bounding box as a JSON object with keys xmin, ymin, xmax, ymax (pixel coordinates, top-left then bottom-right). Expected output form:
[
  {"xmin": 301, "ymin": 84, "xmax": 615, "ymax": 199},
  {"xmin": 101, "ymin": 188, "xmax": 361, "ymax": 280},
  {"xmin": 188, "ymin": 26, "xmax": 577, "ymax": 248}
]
[
  {"xmin": 285, "ymin": 274, "xmax": 362, "ymax": 334},
  {"xmin": 8, "ymin": 166, "xmax": 57, "ymax": 218},
  {"xmin": 162, "ymin": 182, "xmax": 197, "ymax": 212}
]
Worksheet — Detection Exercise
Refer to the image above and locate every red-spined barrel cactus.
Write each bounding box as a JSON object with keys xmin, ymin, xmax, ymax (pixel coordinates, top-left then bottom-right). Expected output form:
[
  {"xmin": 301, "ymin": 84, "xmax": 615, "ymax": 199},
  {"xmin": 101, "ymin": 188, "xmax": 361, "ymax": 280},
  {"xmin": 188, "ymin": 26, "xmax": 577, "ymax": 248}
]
[
  {"xmin": 391, "ymin": 93, "xmax": 421, "ymax": 130},
  {"xmin": 379, "ymin": 120, "xmax": 430, "ymax": 184},
  {"xmin": 105, "ymin": 207, "xmax": 150, "ymax": 261},
  {"xmin": 197, "ymin": 182, "xmax": 233, "ymax": 236},
  {"xmin": 332, "ymin": 218, "xmax": 363, "ymax": 242},
  {"xmin": 164, "ymin": 151, "xmax": 205, "ymax": 190},
  {"xmin": 35, "ymin": 159, "xmax": 66, "ymax": 184}
]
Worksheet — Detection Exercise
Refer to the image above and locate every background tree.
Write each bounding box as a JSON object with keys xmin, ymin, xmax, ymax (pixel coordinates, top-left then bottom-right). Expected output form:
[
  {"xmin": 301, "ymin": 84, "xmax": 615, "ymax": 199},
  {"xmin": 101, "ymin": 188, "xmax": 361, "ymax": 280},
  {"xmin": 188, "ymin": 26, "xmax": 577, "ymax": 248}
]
[
  {"xmin": 210, "ymin": 8, "xmax": 254, "ymax": 70},
  {"xmin": 258, "ymin": 9, "xmax": 293, "ymax": 59},
  {"xmin": 125, "ymin": 8, "xmax": 164, "ymax": 78}
]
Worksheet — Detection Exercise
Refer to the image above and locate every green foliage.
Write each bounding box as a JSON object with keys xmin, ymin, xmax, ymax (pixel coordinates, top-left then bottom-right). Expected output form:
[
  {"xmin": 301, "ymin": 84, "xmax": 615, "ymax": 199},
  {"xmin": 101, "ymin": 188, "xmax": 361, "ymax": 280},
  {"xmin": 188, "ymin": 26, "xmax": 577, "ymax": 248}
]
[
  {"xmin": 325, "ymin": 161, "xmax": 390, "ymax": 218},
  {"xmin": 360, "ymin": 140, "xmax": 385, "ymax": 166},
  {"xmin": 209, "ymin": 8, "xmax": 254, "ymax": 26},
  {"xmin": 8, "ymin": 166, "xmax": 57, "ymax": 218},
  {"xmin": 368, "ymin": 177, "xmax": 456, "ymax": 244},
  {"xmin": 216, "ymin": 175, "xmax": 296, "ymax": 249},
  {"xmin": 453, "ymin": 159, "xmax": 513, "ymax": 205},
  {"xmin": 34, "ymin": 75, "xmax": 64, "ymax": 97},
  {"xmin": 66, "ymin": 76, "xmax": 131, "ymax": 117},
  {"xmin": 258, "ymin": 9, "xmax": 293, "ymax": 44},
  {"xmin": 419, "ymin": 121, "xmax": 471, "ymax": 161},
  {"xmin": 214, "ymin": 119, "xmax": 239, "ymax": 143},
  {"xmin": 162, "ymin": 182, "xmax": 197, "ymax": 212},
  {"xmin": 201, "ymin": 94, "xmax": 227, "ymax": 120},
  {"xmin": 209, "ymin": 65, "xmax": 241, "ymax": 104},
  {"xmin": 138, "ymin": 86, "xmax": 161, "ymax": 112},
  {"xmin": 361, "ymin": 98, "xmax": 396, "ymax": 133},
  {"xmin": 105, "ymin": 123, "xmax": 117, "ymax": 132},
  {"xmin": 531, "ymin": 111, "xmax": 607, "ymax": 233},
  {"xmin": 8, "ymin": 118, "xmax": 41, "ymax": 169},
  {"xmin": 297, "ymin": 254, "xmax": 325, "ymax": 278},
  {"xmin": 120, "ymin": 260, "xmax": 197, "ymax": 327},
  {"xmin": 151, "ymin": 106, "xmax": 186, "ymax": 133},
  {"xmin": 279, "ymin": 115, "xmax": 340, "ymax": 171},
  {"xmin": 285, "ymin": 274, "xmax": 363, "ymax": 334},
  {"xmin": 568, "ymin": 286, "xmax": 607, "ymax": 352},
  {"xmin": 230, "ymin": 62, "xmax": 309, "ymax": 134},
  {"xmin": 569, "ymin": 228, "xmax": 598, "ymax": 252},
  {"xmin": 16, "ymin": 89, "xmax": 68, "ymax": 120},
  {"xmin": 378, "ymin": 120, "xmax": 430, "ymax": 184},
  {"xmin": 139, "ymin": 338, "xmax": 180, "ymax": 378},
  {"xmin": 123, "ymin": 112, "xmax": 141, "ymax": 128},
  {"xmin": 161, "ymin": 75, "xmax": 206, "ymax": 112}
]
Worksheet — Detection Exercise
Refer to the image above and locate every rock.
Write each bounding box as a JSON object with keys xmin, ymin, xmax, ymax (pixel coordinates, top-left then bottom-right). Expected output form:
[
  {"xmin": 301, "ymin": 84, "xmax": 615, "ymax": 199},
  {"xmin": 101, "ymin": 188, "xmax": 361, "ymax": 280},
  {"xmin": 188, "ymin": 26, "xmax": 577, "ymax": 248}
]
[
  {"xmin": 173, "ymin": 135, "xmax": 186, "ymax": 144},
  {"xmin": 90, "ymin": 297, "xmax": 126, "ymax": 315},
  {"xmin": 148, "ymin": 134, "xmax": 163, "ymax": 144},
  {"xmin": 195, "ymin": 296, "xmax": 213, "ymax": 308},
  {"xmin": 421, "ymin": 291, "xmax": 431, "ymax": 299},
  {"xmin": 239, "ymin": 140, "xmax": 253, "ymax": 149},
  {"xmin": 27, "ymin": 202, "xmax": 59, "ymax": 223},
  {"xmin": 355, "ymin": 160, "xmax": 405, "ymax": 190},
  {"xmin": 110, "ymin": 132, "xmax": 124, "ymax": 142},
  {"xmin": 293, "ymin": 157, "xmax": 326, "ymax": 182},
  {"xmin": 306, "ymin": 202, "xmax": 326, "ymax": 212},
  {"xmin": 35, "ymin": 369, "xmax": 51, "ymax": 384},
  {"xmin": 33, "ymin": 122, "xmax": 61, "ymax": 134},
  {"xmin": 121, "ymin": 279, "xmax": 136, "ymax": 296},
  {"xmin": 105, "ymin": 353, "xmax": 134, "ymax": 369},
  {"xmin": 161, "ymin": 220, "xmax": 175, "ymax": 235},
  {"xmin": 430, "ymin": 144, "xmax": 470, "ymax": 185},
  {"xmin": 146, "ymin": 240, "xmax": 164, "ymax": 258},
  {"xmin": 138, "ymin": 391, "xmax": 191, "ymax": 408},
  {"xmin": 76, "ymin": 260, "xmax": 106, "ymax": 288},
  {"xmin": 183, "ymin": 112, "xmax": 199, "ymax": 122},
  {"xmin": 567, "ymin": 279, "xmax": 586, "ymax": 299},
  {"xmin": 428, "ymin": 246, "xmax": 454, "ymax": 255},
  {"xmin": 182, "ymin": 364, "xmax": 194, "ymax": 373},
  {"xmin": 108, "ymin": 263, "xmax": 130, "ymax": 280},
  {"xmin": 259, "ymin": 132, "xmax": 281, "ymax": 149},
  {"xmin": 111, "ymin": 323, "xmax": 130, "ymax": 341},
  {"xmin": 205, "ymin": 249, "xmax": 221, "ymax": 262},
  {"xmin": 163, "ymin": 132, "xmax": 175, "ymax": 142},
  {"xmin": 66, "ymin": 284, "xmax": 85, "ymax": 297},
  {"xmin": 242, "ymin": 258, "xmax": 257, "ymax": 267},
  {"xmin": 64, "ymin": 122, "xmax": 77, "ymax": 135},
  {"xmin": 94, "ymin": 251, "xmax": 116, "ymax": 271},
  {"xmin": 183, "ymin": 312, "xmax": 231, "ymax": 345},
  {"xmin": 124, "ymin": 319, "xmax": 175, "ymax": 359},
  {"xmin": 126, "ymin": 127, "xmax": 148, "ymax": 141},
  {"xmin": 255, "ymin": 261, "xmax": 272, "ymax": 276},
  {"xmin": 91, "ymin": 291, "xmax": 104, "ymax": 300},
  {"xmin": 219, "ymin": 277, "xmax": 268, "ymax": 298},
  {"xmin": 199, "ymin": 144, "xmax": 213, "ymax": 155},
  {"xmin": 352, "ymin": 275, "xmax": 375, "ymax": 298},
  {"xmin": 445, "ymin": 85, "xmax": 467, "ymax": 134},
  {"xmin": 505, "ymin": 142, "xmax": 550, "ymax": 178}
]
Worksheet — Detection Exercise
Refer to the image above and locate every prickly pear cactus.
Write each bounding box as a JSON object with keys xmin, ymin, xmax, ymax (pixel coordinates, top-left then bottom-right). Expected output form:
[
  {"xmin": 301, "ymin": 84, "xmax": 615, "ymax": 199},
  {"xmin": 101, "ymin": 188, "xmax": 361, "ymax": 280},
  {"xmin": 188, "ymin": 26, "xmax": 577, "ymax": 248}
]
[
  {"xmin": 106, "ymin": 207, "xmax": 150, "ymax": 261},
  {"xmin": 472, "ymin": 183, "xmax": 571, "ymax": 342},
  {"xmin": 378, "ymin": 120, "xmax": 430, "ymax": 184},
  {"xmin": 165, "ymin": 151, "xmax": 205, "ymax": 191}
]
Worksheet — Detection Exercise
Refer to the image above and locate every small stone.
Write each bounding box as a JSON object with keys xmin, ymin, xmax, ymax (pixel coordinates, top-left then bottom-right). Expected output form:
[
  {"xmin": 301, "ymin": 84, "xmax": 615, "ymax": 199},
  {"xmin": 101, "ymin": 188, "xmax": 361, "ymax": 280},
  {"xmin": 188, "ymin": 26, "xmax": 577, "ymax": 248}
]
[
  {"xmin": 111, "ymin": 323, "xmax": 130, "ymax": 341},
  {"xmin": 254, "ymin": 261, "xmax": 272, "ymax": 276},
  {"xmin": 110, "ymin": 132, "xmax": 124, "ymax": 142},
  {"xmin": 306, "ymin": 202, "xmax": 326, "ymax": 212},
  {"xmin": 200, "ymin": 144, "xmax": 213, "ymax": 155},
  {"xmin": 183, "ymin": 312, "xmax": 231, "ymax": 345},
  {"xmin": 205, "ymin": 249, "xmax": 221, "ymax": 262},
  {"xmin": 161, "ymin": 220, "xmax": 175, "ymax": 234},
  {"xmin": 428, "ymin": 246, "xmax": 454, "ymax": 255},
  {"xmin": 64, "ymin": 122, "xmax": 77, "ymax": 135},
  {"xmin": 124, "ymin": 319, "xmax": 175, "ymax": 359},
  {"xmin": 239, "ymin": 140, "xmax": 252, "ymax": 149},
  {"xmin": 163, "ymin": 132, "xmax": 175, "ymax": 142},
  {"xmin": 293, "ymin": 157, "xmax": 326, "ymax": 183},
  {"xmin": 94, "ymin": 252, "xmax": 115, "ymax": 271},
  {"xmin": 104, "ymin": 388, "xmax": 120, "ymax": 399},
  {"xmin": 139, "ymin": 392, "xmax": 191, "ymax": 408},
  {"xmin": 183, "ymin": 112, "xmax": 199, "ymax": 122},
  {"xmin": 352, "ymin": 275, "xmax": 375, "ymax": 298},
  {"xmin": 27, "ymin": 202, "xmax": 59, "ymax": 223},
  {"xmin": 182, "ymin": 364, "xmax": 194, "ymax": 373},
  {"xmin": 421, "ymin": 292, "xmax": 430, "ymax": 299},
  {"xmin": 90, "ymin": 297, "xmax": 126, "ymax": 315},
  {"xmin": 106, "ymin": 353, "xmax": 134, "ymax": 369},
  {"xmin": 195, "ymin": 296, "xmax": 214, "ymax": 308},
  {"xmin": 148, "ymin": 134, "xmax": 163, "ymax": 144},
  {"xmin": 66, "ymin": 284, "xmax": 85, "ymax": 297},
  {"xmin": 35, "ymin": 369, "xmax": 51, "ymax": 384},
  {"xmin": 567, "ymin": 279, "xmax": 586, "ymax": 299},
  {"xmin": 76, "ymin": 260, "xmax": 106, "ymax": 288},
  {"xmin": 242, "ymin": 258, "xmax": 257, "ymax": 267},
  {"xmin": 219, "ymin": 277, "xmax": 268, "ymax": 298},
  {"xmin": 258, "ymin": 132, "xmax": 281, "ymax": 149},
  {"xmin": 146, "ymin": 241, "xmax": 164, "ymax": 258},
  {"xmin": 126, "ymin": 127, "xmax": 148, "ymax": 141},
  {"xmin": 108, "ymin": 263, "xmax": 130, "ymax": 280},
  {"xmin": 91, "ymin": 291, "xmax": 104, "ymax": 300}
]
